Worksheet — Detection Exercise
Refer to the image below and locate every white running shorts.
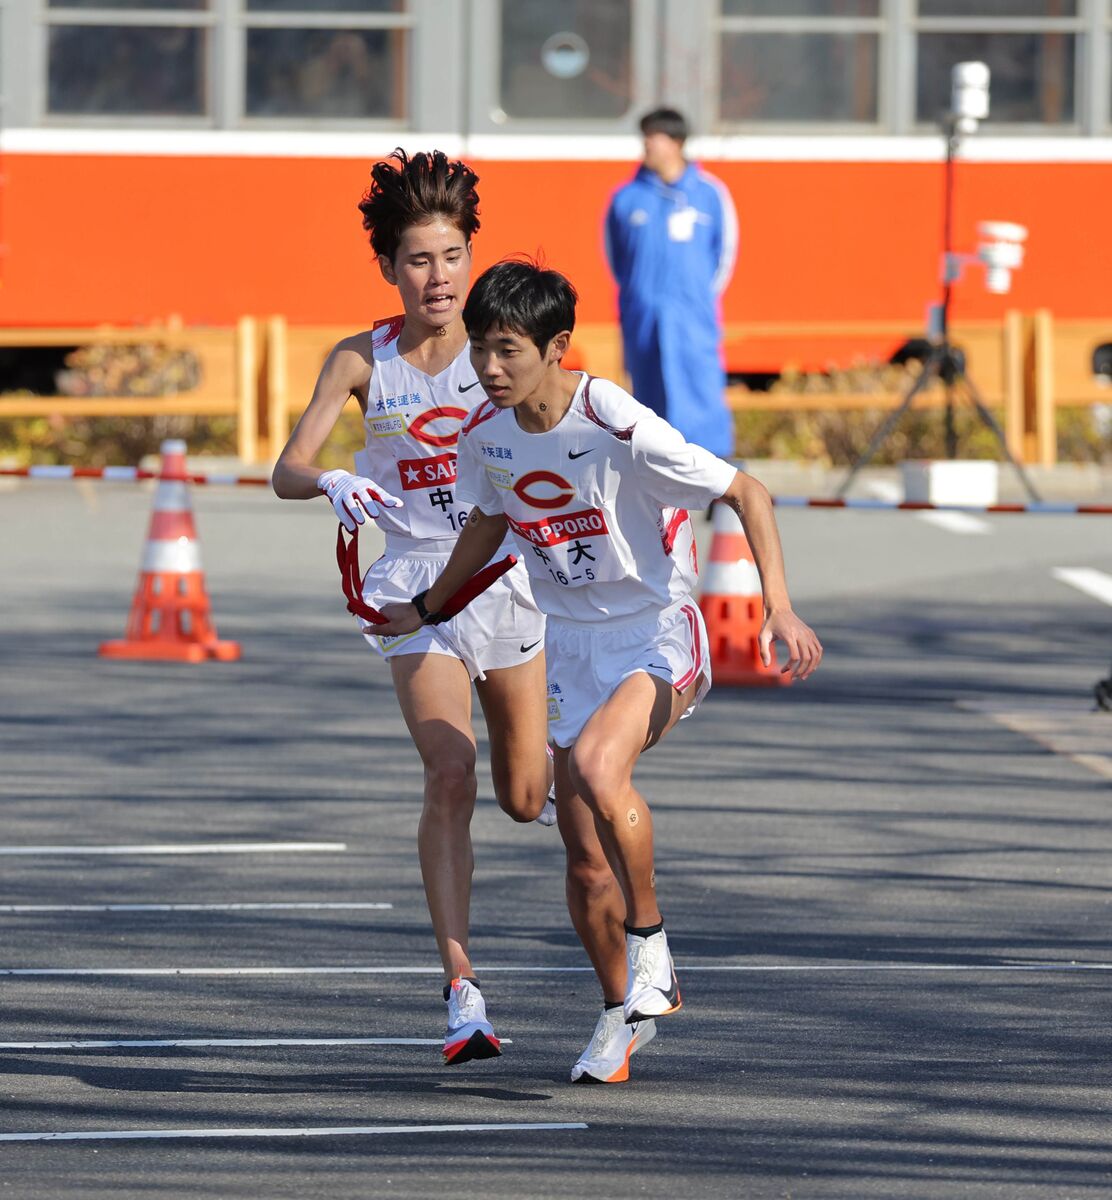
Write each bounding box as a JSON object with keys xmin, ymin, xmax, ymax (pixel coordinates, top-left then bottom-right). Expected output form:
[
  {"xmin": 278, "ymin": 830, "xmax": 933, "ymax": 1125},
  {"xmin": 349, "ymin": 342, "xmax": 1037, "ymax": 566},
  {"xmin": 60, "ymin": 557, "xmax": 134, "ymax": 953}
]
[
  {"xmin": 544, "ymin": 596, "xmax": 712, "ymax": 748},
  {"xmin": 360, "ymin": 545, "xmax": 544, "ymax": 680}
]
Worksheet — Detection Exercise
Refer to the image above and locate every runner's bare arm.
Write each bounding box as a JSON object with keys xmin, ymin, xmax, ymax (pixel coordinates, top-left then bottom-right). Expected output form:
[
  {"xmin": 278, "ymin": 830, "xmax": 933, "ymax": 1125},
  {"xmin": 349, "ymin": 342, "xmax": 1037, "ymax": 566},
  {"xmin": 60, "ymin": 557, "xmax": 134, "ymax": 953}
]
[
  {"xmin": 372, "ymin": 508, "xmax": 510, "ymax": 636},
  {"xmin": 271, "ymin": 336, "xmax": 373, "ymax": 499},
  {"xmin": 719, "ymin": 470, "xmax": 823, "ymax": 680}
]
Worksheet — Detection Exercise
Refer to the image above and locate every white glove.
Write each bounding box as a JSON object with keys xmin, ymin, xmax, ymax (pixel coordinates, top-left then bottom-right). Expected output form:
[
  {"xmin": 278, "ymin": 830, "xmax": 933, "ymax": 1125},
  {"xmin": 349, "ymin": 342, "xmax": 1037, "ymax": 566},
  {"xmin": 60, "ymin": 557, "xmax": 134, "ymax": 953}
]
[{"xmin": 317, "ymin": 468, "xmax": 403, "ymax": 532}]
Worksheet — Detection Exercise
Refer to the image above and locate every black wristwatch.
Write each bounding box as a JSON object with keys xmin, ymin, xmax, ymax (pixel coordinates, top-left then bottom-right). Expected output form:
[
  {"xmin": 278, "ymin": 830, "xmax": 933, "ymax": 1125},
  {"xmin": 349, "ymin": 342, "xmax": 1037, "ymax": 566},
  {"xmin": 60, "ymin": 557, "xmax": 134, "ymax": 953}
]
[{"xmin": 412, "ymin": 590, "xmax": 447, "ymax": 626}]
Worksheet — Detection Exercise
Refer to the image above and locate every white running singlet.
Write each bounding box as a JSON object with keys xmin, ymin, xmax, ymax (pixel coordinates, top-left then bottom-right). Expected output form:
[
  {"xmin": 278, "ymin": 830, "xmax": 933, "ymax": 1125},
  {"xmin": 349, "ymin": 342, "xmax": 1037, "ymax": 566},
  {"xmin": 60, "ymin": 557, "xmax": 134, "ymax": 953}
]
[
  {"xmin": 354, "ymin": 315, "xmax": 484, "ymax": 545},
  {"xmin": 457, "ymin": 373, "xmax": 737, "ymax": 623}
]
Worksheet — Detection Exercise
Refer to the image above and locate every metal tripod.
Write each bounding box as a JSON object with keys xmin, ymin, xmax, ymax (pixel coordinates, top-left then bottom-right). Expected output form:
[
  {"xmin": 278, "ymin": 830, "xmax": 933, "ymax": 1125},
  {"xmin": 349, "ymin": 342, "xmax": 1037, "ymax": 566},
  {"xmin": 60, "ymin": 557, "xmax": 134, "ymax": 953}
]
[
  {"xmin": 836, "ymin": 337, "xmax": 1041, "ymax": 501},
  {"xmin": 836, "ymin": 113, "xmax": 1041, "ymax": 503}
]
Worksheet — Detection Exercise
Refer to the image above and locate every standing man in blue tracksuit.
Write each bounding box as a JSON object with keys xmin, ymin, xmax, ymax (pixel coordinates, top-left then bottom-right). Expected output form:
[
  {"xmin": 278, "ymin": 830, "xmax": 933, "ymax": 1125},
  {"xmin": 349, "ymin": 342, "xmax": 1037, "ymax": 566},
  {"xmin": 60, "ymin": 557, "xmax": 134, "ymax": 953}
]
[{"xmin": 604, "ymin": 108, "xmax": 738, "ymax": 457}]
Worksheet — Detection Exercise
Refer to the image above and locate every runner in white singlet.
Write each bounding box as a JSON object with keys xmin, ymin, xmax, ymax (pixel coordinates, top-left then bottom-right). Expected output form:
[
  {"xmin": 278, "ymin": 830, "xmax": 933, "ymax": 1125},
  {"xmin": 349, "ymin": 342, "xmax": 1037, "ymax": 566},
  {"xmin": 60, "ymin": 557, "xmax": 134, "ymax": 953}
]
[
  {"xmin": 354, "ymin": 314, "xmax": 541, "ymax": 678},
  {"xmin": 373, "ymin": 260, "xmax": 822, "ymax": 1086},
  {"xmin": 271, "ymin": 153, "xmax": 551, "ymax": 1068}
]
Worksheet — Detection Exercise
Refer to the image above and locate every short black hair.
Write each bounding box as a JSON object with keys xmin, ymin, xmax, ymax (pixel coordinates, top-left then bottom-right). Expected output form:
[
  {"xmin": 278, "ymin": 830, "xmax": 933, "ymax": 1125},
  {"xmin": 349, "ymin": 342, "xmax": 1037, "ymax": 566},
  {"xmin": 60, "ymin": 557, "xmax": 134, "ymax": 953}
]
[
  {"xmin": 463, "ymin": 259, "xmax": 577, "ymax": 353},
  {"xmin": 639, "ymin": 107, "xmax": 689, "ymax": 143}
]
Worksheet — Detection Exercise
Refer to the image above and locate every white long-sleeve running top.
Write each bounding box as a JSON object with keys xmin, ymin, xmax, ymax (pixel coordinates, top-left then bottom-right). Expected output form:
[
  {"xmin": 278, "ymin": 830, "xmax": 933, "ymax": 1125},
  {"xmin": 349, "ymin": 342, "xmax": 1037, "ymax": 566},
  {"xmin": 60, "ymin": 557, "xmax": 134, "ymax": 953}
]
[
  {"xmin": 353, "ymin": 315, "xmax": 484, "ymax": 544},
  {"xmin": 457, "ymin": 372, "xmax": 738, "ymax": 623}
]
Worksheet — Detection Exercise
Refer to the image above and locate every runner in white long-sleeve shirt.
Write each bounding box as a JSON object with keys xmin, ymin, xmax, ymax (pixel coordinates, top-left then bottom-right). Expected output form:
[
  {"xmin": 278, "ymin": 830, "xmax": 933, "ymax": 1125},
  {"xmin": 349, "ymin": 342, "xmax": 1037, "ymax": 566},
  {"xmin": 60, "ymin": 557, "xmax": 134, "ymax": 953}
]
[{"xmin": 373, "ymin": 259, "xmax": 823, "ymax": 1084}]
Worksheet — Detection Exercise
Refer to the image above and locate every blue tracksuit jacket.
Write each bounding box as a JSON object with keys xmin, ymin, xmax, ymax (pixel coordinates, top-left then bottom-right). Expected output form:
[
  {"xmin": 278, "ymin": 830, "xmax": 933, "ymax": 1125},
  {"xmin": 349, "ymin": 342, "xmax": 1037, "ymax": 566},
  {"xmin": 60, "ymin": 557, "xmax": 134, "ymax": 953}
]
[{"xmin": 604, "ymin": 162, "xmax": 738, "ymax": 456}]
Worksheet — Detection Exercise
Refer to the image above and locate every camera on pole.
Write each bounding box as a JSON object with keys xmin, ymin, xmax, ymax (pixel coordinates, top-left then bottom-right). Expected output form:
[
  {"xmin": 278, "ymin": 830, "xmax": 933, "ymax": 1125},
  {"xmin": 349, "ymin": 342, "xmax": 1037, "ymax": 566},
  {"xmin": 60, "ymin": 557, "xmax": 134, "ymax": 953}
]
[{"xmin": 837, "ymin": 63, "xmax": 1041, "ymax": 502}]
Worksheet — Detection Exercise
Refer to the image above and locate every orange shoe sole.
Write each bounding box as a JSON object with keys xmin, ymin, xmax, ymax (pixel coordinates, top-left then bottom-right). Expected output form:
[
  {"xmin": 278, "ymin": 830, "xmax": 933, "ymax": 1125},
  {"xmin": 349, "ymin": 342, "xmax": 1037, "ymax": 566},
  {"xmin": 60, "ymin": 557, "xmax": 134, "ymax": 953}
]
[{"xmin": 443, "ymin": 1030, "xmax": 502, "ymax": 1066}]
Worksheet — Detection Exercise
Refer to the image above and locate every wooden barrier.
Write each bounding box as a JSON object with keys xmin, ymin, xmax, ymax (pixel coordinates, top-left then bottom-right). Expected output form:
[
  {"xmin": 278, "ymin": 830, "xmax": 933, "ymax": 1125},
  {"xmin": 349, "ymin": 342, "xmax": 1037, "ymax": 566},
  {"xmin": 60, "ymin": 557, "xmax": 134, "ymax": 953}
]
[
  {"xmin": 722, "ymin": 317, "xmax": 1018, "ymax": 412},
  {"xmin": 7, "ymin": 311, "xmax": 1094, "ymax": 468},
  {"xmin": 261, "ymin": 314, "xmax": 1027, "ymax": 459},
  {"xmin": 0, "ymin": 318, "xmax": 260, "ymax": 462},
  {"xmin": 1030, "ymin": 310, "xmax": 1112, "ymax": 466},
  {"xmin": 262, "ymin": 320, "xmax": 350, "ymax": 459},
  {"xmin": 614, "ymin": 314, "xmax": 1107, "ymax": 466}
]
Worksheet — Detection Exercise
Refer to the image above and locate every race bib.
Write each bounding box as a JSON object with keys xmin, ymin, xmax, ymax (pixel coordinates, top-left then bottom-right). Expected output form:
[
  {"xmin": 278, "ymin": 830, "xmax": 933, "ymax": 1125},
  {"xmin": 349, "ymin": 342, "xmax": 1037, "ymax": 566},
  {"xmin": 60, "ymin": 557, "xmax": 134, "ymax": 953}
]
[{"xmin": 506, "ymin": 506, "xmax": 624, "ymax": 589}]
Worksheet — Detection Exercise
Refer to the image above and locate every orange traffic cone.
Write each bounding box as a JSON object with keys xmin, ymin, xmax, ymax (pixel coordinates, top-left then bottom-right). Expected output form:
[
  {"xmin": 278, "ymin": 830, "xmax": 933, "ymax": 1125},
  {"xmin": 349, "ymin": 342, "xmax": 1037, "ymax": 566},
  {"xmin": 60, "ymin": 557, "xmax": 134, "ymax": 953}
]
[
  {"xmin": 99, "ymin": 440, "xmax": 240, "ymax": 663},
  {"xmin": 698, "ymin": 501, "xmax": 787, "ymax": 687}
]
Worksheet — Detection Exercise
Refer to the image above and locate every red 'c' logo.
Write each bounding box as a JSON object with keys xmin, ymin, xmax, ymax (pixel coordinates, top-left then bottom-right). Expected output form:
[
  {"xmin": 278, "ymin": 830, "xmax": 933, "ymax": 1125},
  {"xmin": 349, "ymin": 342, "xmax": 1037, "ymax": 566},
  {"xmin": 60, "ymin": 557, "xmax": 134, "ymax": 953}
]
[
  {"xmin": 513, "ymin": 470, "xmax": 575, "ymax": 510},
  {"xmin": 408, "ymin": 406, "xmax": 467, "ymax": 448}
]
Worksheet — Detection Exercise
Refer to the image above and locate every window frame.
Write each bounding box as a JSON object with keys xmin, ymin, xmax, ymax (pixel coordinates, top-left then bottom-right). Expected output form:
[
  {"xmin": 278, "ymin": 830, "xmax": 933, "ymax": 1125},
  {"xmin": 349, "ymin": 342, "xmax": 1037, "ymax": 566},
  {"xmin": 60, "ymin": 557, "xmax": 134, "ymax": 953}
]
[
  {"xmin": 232, "ymin": 0, "xmax": 415, "ymax": 129},
  {"xmin": 910, "ymin": 0, "xmax": 1090, "ymax": 134},
  {"xmin": 465, "ymin": 0, "xmax": 659, "ymax": 135},
  {"xmin": 28, "ymin": 0, "xmax": 448, "ymax": 130},
  {"xmin": 35, "ymin": 0, "xmax": 218, "ymax": 127},
  {"xmin": 712, "ymin": 0, "xmax": 890, "ymax": 132},
  {"xmin": 9, "ymin": 0, "xmax": 1112, "ymax": 137}
]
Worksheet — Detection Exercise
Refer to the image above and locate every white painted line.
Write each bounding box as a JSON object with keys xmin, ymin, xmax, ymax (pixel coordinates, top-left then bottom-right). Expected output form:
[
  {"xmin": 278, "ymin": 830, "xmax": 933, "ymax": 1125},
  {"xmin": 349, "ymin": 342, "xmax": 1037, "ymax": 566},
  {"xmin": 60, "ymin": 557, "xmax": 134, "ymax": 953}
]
[
  {"xmin": 0, "ymin": 903, "xmax": 390, "ymax": 913},
  {"xmin": 866, "ymin": 481, "xmax": 989, "ymax": 534},
  {"xmin": 0, "ymin": 1121, "xmax": 586, "ymax": 1144},
  {"xmin": 960, "ymin": 700, "xmax": 1112, "ymax": 782},
  {"xmin": 0, "ymin": 843, "xmax": 347, "ymax": 856},
  {"xmin": 865, "ymin": 480, "xmax": 902, "ymax": 503},
  {"xmin": 0, "ymin": 962, "xmax": 1110, "ymax": 977},
  {"xmin": 1052, "ymin": 567, "xmax": 1112, "ymax": 608},
  {"xmin": 1070, "ymin": 753, "xmax": 1112, "ymax": 781},
  {"xmin": 671, "ymin": 963, "xmax": 1112, "ymax": 972},
  {"xmin": 918, "ymin": 509, "xmax": 990, "ymax": 535},
  {"xmin": 0, "ymin": 1037, "xmax": 510, "ymax": 1049}
]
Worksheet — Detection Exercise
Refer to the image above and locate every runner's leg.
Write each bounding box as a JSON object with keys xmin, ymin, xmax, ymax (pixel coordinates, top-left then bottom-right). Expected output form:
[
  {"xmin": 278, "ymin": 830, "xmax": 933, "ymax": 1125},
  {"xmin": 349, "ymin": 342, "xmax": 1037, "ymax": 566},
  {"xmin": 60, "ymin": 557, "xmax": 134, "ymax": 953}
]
[
  {"xmin": 569, "ymin": 671, "xmax": 701, "ymax": 927},
  {"xmin": 390, "ymin": 651, "xmax": 478, "ymax": 982},
  {"xmin": 475, "ymin": 651, "xmax": 550, "ymax": 823},
  {"xmin": 553, "ymin": 745, "xmax": 627, "ymax": 1003}
]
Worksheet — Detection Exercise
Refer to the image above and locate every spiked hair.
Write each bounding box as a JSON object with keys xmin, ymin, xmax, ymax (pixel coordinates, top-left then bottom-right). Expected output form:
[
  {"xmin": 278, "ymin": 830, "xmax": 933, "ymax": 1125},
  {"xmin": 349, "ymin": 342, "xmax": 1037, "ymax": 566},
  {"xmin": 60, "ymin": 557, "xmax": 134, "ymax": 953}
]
[{"xmin": 357, "ymin": 148, "xmax": 481, "ymax": 262}]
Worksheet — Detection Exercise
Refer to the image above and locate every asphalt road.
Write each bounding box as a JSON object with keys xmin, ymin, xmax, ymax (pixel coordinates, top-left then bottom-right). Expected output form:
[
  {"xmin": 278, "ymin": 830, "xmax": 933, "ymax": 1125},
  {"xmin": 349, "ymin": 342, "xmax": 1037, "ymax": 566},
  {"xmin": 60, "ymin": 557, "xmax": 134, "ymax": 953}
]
[{"xmin": 0, "ymin": 478, "xmax": 1109, "ymax": 1199}]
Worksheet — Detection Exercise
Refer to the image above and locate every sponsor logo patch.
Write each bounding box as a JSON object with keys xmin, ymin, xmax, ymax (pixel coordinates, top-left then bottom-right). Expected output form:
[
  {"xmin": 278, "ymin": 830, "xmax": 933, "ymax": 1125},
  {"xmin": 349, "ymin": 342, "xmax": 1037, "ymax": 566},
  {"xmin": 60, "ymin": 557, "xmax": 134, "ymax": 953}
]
[
  {"xmin": 485, "ymin": 465, "xmax": 513, "ymax": 490},
  {"xmin": 506, "ymin": 507, "xmax": 610, "ymax": 548},
  {"xmin": 367, "ymin": 416, "xmax": 405, "ymax": 437},
  {"xmin": 397, "ymin": 452, "xmax": 458, "ymax": 491}
]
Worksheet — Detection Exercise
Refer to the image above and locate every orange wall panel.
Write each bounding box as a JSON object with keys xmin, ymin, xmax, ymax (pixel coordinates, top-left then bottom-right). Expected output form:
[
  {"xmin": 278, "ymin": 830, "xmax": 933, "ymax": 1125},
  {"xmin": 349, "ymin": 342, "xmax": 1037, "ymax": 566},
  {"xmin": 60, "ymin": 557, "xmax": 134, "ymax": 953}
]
[{"xmin": 2, "ymin": 153, "xmax": 1109, "ymax": 368}]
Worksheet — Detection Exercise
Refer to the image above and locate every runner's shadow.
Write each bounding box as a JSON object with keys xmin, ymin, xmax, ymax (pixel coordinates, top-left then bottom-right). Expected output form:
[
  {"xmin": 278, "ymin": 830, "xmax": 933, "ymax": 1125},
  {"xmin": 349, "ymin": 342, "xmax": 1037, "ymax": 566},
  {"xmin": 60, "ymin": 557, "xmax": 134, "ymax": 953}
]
[{"xmin": 0, "ymin": 1057, "xmax": 552, "ymax": 1102}]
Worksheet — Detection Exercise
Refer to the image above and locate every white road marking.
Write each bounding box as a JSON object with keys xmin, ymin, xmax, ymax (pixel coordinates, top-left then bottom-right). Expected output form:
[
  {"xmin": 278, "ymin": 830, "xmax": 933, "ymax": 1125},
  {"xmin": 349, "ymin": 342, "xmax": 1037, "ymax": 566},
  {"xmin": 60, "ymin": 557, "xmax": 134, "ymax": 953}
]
[
  {"xmin": 959, "ymin": 700, "xmax": 1112, "ymax": 782},
  {"xmin": 0, "ymin": 1037, "xmax": 510, "ymax": 1049},
  {"xmin": 1052, "ymin": 567, "xmax": 1112, "ymax": 607},
  {"xmin": 0, "ymin": 1121, "xmax": 586, "ymax": 1144},
  {"xmin": 0, "ymin": 962, "xmax": 1109, "ymax": 977},
  {"xmin": 866, "ymin": 480, "xmax": 990, "ymax": 534},
  {"xmin": 0, "ymin": 903, "xmax": 390, "ymax": 913},
  {"xmin": 0, "ymin": 843, "xmax": 347, "ymax": 856},
  {"xmin": 917, "ymin": 509, "xmax": 991, "ymax": 534},
  {"xmin": 866, "ymin": 480, "xmax": 902, "ymax": 503}
]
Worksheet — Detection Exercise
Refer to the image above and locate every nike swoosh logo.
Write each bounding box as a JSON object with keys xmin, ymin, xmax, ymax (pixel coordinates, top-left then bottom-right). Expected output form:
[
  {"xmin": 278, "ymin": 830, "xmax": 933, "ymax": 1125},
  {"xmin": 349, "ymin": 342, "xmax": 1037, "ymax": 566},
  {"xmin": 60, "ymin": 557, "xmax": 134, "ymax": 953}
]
[
  {"xmin": 457, "ymin": 381, "xmax": 481, "ymax": 393},
  {"xmin": 520, "ymin": 639, "xmax": 542, "ymax": 654},
  {"xmin": 646, "ymin": 663, "xmax": 670, "ymax": 671},
  {"xmin": 568, "ymin": 449, "xmax": 593, "ymax": 459}
]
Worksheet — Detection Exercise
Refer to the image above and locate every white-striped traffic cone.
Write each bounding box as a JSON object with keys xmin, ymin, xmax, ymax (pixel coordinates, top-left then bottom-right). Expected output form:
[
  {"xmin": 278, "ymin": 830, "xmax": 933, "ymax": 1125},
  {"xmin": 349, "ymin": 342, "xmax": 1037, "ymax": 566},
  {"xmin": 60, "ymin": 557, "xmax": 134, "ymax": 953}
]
[
  {"xmin": 697, "ymin": 501, "xmax": 787, "ymax": 687},
  {"xmin": 99, "ymin": 440, "xmax": 240, "ymax": 662}
]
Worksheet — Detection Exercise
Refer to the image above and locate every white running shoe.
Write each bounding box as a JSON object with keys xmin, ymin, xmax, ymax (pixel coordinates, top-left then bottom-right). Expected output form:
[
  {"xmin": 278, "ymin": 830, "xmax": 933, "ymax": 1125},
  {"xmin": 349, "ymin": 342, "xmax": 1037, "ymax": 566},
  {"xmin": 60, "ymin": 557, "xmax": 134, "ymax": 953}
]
[
  {"xmin": 623, "ymin": 928, "xmax": 682, "ymax": 1023},
  {"xmin": 443, "ymin": 977, "xmax": 501, "ymax": 1065},
  {"xmin": 535, "ymin": 792, "xmax": 558, "ymax": 827},
  {"xmin": 536, "ymin": 746, "xmax": 557, "ymax": 826},
  {"xmin": 571, "ymin": 1007, "xmax": 656, "ymax": 1084}
]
